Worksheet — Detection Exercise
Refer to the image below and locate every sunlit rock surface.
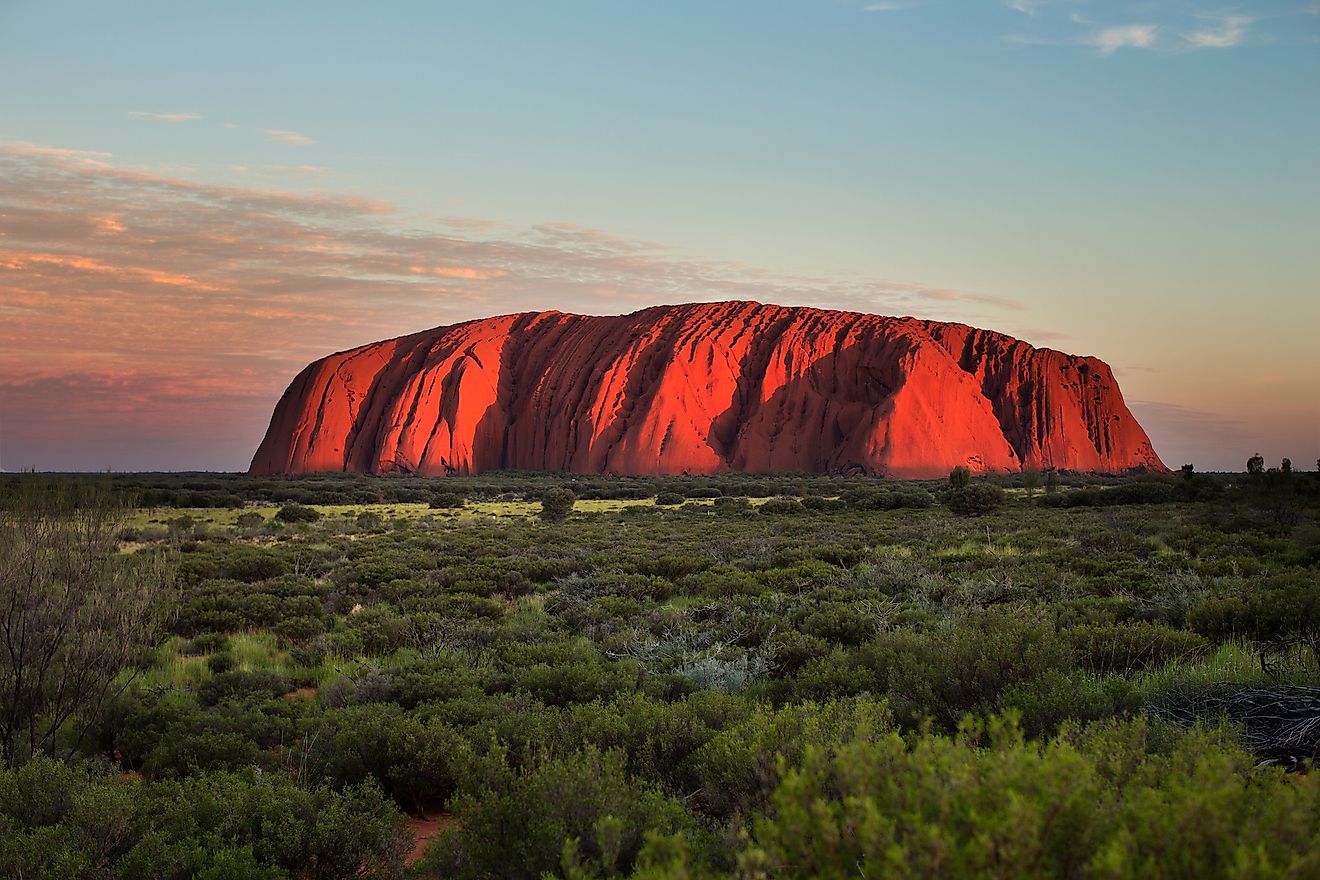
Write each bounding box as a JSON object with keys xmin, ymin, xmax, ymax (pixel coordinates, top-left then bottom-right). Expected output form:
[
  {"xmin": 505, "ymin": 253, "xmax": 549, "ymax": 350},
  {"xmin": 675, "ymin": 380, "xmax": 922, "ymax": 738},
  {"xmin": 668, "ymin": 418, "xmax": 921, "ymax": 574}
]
[{"xmin": 250, "ymin": 302, "xmax": 1165, "ymax": 478}]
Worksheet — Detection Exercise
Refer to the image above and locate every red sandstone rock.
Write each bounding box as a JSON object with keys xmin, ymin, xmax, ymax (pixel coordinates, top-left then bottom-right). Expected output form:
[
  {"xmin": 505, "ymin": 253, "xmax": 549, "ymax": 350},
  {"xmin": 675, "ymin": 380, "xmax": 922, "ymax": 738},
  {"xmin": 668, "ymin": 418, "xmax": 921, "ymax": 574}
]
[{"xmin": 249, "ymin": 302, "xmax": 1165, "ymax": 478}]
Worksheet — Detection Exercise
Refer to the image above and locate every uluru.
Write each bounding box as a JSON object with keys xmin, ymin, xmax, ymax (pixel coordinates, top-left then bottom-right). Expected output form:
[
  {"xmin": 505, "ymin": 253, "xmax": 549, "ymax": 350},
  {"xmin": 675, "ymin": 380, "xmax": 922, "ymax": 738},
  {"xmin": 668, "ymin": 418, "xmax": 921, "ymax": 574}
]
[{"xmin": 249, "ymin": 301, "xmax": 1165, "ymax": 479}]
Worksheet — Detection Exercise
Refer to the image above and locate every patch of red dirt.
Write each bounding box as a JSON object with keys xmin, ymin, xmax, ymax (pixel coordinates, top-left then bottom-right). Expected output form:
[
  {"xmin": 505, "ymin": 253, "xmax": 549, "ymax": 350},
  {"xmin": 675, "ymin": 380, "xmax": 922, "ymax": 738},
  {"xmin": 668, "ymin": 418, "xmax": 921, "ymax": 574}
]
[{"xmin": 405, "ymin": 811, "xmax": 457, "ymax": 866}]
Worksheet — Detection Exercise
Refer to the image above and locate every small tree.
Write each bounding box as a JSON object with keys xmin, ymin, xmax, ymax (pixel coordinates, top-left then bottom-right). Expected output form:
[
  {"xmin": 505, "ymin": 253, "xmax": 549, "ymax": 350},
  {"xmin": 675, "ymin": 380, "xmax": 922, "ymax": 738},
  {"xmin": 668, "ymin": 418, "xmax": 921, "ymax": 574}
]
[
  {"xmin": 0, "ymin": 479, "xmax": 177, "ymax": 767},
  {"xmin": 1044, "ymin": 471, "xmax": 1060, "ymax": 494},
  {"xmin": 1247, "ymin": 453, "xmax": 1266, "ymax": 475},
  {"xmin": 1281, "ymin": 458, "xmax": 1292, "ymax": 474},
  {"xmin": 949, "ymin": 466, "xmax": 971, "ymax": 489},
  {"xmin": 539, "ymin": 488, "xmax": 576, "ymax": 523}
]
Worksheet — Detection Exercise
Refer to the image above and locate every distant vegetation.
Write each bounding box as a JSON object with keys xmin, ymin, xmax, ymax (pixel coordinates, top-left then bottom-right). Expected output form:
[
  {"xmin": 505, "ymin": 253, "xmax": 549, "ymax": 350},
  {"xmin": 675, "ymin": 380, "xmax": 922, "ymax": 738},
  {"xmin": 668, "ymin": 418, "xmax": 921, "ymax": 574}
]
[
  {"xmin": 1, "ymin": 465, "xmax": 1319, "ymax": 878},
  {"xmin": 20, "ymin": 467, "xmax": 1179, "ymax": 510}
]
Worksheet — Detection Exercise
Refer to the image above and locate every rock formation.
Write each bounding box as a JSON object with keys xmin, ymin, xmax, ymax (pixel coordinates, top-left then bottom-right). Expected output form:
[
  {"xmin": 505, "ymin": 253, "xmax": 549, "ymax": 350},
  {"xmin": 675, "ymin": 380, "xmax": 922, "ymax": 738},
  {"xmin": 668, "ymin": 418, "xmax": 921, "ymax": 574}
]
[{"xmin": 249, "ymin": 301, "xmax": 1165, "ymax": 478}]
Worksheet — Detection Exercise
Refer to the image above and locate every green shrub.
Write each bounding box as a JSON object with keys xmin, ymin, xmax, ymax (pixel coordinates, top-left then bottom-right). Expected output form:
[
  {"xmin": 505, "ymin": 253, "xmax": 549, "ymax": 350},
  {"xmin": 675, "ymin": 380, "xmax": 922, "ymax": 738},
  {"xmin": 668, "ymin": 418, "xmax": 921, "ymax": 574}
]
[
  {"xmin": 760, "ymin": 498, "xmax": 805, "ymax": 515},
  {"xmin": 310, "ymin": 705, "xmax": 473, "ymax": 811},
  {"xmin": 206, "ymin": 652, "xmax": 236, "ymax": 674},
  {"xmin": 1187, "ymin": 596, "xmax": 1251, "ymax": 641},
  {"xmin": 235, "ymin": 511, "xmax": 265, "ymax": 529},
  {"xmin": 798, "ymin": 602, "xmax": 877, "ymax": 645},
  {"xmin": 422, "ymin": 748, "xmax": 701, "ymax": 879},
  {"xmin": 740, "ymin": 716, "xmax": 1320, "ymax": 879},
  {"xmin": 0, "ymin": 759, "xmax": 406, "ymax": 880},
  {"xmin": 689, "ymin": 698, "xmax": 893, "ymax": 818},
  {"xmin": 220, "ymin": 549, "xmax": 291, "ymax": 582},
  {"xmin": 802, "ymin": 495, "xmax": 846, "ymax": 511},
  {"xmin": 945, "ymin": 483, "xmax": 1005, "ymax": 516},
  {"xmin": 1068, "ymin": 622, "xmax": 1208, "ymax": 673},
  {"xmin": 999, "ymin": 670, "xmax": 1138, "ymax": 737},
  {"xmin": 275, "ymin": 503, "xmax": 321, "ymax": 523},
  {"xmin": 274, "ymin": 614, "xmax": 325, "ymax": 645},
  {"xmin": 184, "ymin": 632, "xmax": 230, "ymax": 656},
  {"xmin": 1185, "ymin": 584, "xmax": 1320, "ymax": 643},
  {"xmin": 858, "ymin": 608, "xmax": 1072, "ymax": 726},
  {"xmin": 540, "ymin": 488, "xmax": 576, "ymax": 523},
  {"xmin": 197, "ymin": 671, "xmax": 288, "ymax": 707}
]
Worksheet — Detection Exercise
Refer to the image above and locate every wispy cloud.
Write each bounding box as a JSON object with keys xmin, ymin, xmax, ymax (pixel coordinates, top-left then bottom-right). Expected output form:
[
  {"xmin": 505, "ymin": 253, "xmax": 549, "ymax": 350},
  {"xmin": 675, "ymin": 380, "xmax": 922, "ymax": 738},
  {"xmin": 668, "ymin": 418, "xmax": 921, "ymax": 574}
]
[
  {"xmin": 1181, "ymin": 14, "xmax": 1252, "ymax": 49},
  {"xmin": 1004, "ymin": 21, "xmax": 1161, "ymax": 55},
  {"xmin": 1007, "ymin": 0, "xmax": 1047, "ymax": 16},
  {"xmin": 0, "ymin": 141, "xmax": 1023, "ymax": 470},
  {"xmin": 1016, "ymin": 327, "xmax": 1072, "ymax": 345},
  {"xmin": 1002, "ymin": 3, "xmax": 1289, "ymax": 57},
  {"xmin": 230, "ymin": 163, "xmax": 329, "ymax": 176},
  {"xmin": 1002, "ymin": 32, "xmax": 1059, "ymax": 47},
  {"xmin": 258, "ymin": 128, "xmax": 315, "ymax": 145},
  {"xmin": 128, "ymin": 111, "xmax": 202, "ymax": 123},
  {"xmin": 1086, "ymin": 24, "xmax": 1159, "ymax": 55},
  {"xmin": 862, "ymin": 1, "xmax": 914, "ymax": 11},
  {"xmin": 913, "ymin": 287, "xmax": 1024, "ymax": 309}
]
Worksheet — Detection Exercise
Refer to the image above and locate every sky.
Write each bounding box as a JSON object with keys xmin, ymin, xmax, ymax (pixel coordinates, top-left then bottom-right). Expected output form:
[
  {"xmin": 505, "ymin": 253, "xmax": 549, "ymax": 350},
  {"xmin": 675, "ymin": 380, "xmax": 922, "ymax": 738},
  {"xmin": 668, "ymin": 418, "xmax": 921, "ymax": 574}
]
[{"xmin": 0, "ymin": 0, "xmax": 1317, "ymax": 473}]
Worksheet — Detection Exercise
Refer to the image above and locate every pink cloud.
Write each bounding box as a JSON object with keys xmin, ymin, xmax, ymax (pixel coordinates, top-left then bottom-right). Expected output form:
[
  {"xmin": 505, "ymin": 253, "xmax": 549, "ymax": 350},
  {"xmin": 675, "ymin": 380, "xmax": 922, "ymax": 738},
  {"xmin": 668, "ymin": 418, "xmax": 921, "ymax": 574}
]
[
  {"xmin": 0, "ymin": 141, "xmax": 1025, "ymax": 471},
  {"xmin": 258, "ymin": 128, "xmax": 315, "ymax": 145}
]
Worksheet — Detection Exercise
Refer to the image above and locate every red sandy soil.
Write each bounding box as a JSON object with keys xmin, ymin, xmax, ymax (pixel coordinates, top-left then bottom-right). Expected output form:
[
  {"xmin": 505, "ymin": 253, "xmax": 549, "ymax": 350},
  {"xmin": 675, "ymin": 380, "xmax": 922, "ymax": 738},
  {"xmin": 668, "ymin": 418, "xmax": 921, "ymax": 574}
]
[
  {"xmin": 250, "ymin": 301, "xmax": 1164, "ymax": 479},
  {"xmin": 405, "ymin": 811, "xmax": 457, "ymax": 866}
]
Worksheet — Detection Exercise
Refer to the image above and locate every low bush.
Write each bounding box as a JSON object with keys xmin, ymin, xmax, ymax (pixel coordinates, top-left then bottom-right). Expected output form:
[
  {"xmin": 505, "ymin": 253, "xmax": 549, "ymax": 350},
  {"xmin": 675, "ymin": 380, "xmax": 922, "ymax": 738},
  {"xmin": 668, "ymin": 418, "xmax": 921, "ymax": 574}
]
[
  {"xmin": 1068, "ymin": 622, "xmax": 1208, "ymax": 673},
  {"xmin": 275, "ymin": 503, "xmax": 321, "ymax": 524},
  {"xmin": 309, "ymin": 705, "xmax": 474, "ymax": 811},
  {"xmin": 741, "ymin": 716, "xmax": 1320, "ymax": 879},
  {"xmin": 945, "ymin": 484, "xmax": 1005, "ymax": 516},
  {"xmin": 422, "ymin": 748, "xmax": 703, "ymax": 878},
  {"xmin": 690, "ymin": 698, "xmax": 892, "ymax": 818},
  {"xmin": 197, "ymin": 671, "xmax": 288, "ymax": 707},
  {"xmin": 429, "ymin": 492, "xmax": 466, "ymax": 509},
  {"xmin": 0, "ymin": 758, "xmax": 407, "ymax": 880}
]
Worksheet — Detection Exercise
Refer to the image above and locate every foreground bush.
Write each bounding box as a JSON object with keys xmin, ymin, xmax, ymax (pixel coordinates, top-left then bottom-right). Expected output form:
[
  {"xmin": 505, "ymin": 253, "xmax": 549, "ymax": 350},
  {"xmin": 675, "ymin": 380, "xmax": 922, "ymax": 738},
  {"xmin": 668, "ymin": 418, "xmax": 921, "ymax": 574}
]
[
  {"xmin": 422, "ymin": 747, "xmax": 703, "ymax": 878},
  {"xmin": 0, "ymin": 758, "xmax": 407, "ymax": 880},
  {"xmin": 308, "ymin": 704, "xmax": 473, "ymax": 812},
  {"xmin": 690, "ymin": 697, "xmax": 892, "ymax": 818},
  {"xmin": 740, "ymin": 716, "xmax": 1320, "ymax": 879}
]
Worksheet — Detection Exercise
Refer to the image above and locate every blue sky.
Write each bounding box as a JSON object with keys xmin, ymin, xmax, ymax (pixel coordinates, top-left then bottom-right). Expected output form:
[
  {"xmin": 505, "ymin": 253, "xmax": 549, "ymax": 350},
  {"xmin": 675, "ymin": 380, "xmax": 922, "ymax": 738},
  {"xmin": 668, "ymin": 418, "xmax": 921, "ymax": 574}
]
[{"xmin": 1, "ymin": 0, "xmax": 1317, "ymax": 471}]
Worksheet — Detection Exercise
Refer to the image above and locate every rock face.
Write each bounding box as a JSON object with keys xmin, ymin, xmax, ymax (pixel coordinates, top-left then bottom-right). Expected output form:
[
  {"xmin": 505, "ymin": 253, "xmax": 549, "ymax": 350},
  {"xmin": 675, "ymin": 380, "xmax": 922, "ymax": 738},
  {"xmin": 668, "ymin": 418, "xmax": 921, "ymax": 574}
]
[{"xmin": 249, "ymin": 302, "xmax": 1165, "ymax": 478}]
